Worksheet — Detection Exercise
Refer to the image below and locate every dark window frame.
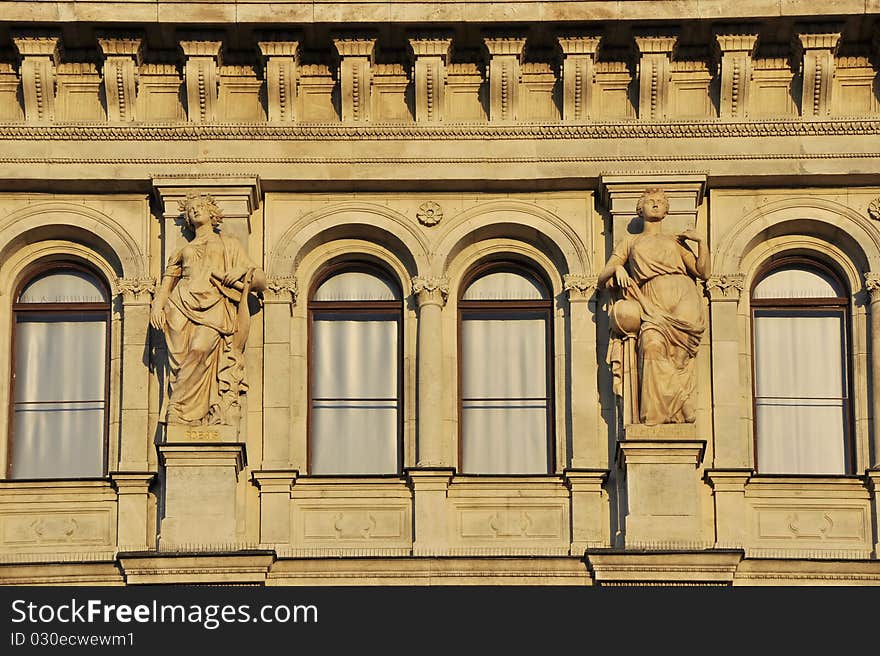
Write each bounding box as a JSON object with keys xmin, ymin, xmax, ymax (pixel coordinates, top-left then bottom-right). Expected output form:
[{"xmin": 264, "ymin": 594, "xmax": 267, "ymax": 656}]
[
  {"xmin": 306, "ymin": 261, "xmax": 404, "ymax": 475},
  {"xmin": 8, "ymin": 260, "xmax": 112, "ymax": 480},
  {"xmin": 749, "ymin": 255, "xmax": 855, "ymax": 475},
  {"xmin": 457, "ymin": 259, "xmax": 555, "ymax": 475}
]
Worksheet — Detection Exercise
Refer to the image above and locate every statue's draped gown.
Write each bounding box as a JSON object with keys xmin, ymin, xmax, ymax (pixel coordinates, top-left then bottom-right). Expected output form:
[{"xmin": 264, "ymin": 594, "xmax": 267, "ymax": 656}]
[
  {"xmin": 160, "ymin": 233, "xmax": 255, "ymax": 425},
  {"xmin": 611, "ymin": 232, "xmax": 705, "ymax": 424}
]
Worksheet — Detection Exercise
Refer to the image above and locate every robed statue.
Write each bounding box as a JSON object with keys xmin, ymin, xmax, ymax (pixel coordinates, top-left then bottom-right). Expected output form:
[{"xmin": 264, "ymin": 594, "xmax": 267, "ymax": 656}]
[
  {"xmin": 598, "ymin": 188, "xmax": 711, "ymax": 425},
  {"xmin": 150, "ymin": 193, "xmax": 267, "ymax": 428}
]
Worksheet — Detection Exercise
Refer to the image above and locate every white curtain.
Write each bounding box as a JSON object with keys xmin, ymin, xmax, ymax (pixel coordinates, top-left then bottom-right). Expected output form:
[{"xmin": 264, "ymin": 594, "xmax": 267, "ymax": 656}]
[
  {"xmin": 12, "ymin": 312, "xmax": 107, "ymax": 478},
  {"xmin": 19, "ymin": 270, "xmax": 108, "ymax": 304},
  {"xmin": 754, "ymin": 304, "xmax": 848, "ymax": 474},
  {"xmin": 461, "ymin": 313, "xmax": 549, "ymax": 474},
  {"xmin": 460, "ymin": 268, "xmax": 551, "ymax": 474}
]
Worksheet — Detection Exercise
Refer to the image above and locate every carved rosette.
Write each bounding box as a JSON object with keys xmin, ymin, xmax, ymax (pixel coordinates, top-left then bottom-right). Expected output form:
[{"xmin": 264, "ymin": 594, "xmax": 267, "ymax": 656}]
[
  {"xmin": 416, "ymin": 201, "xmax": 443, "ymax": 226},
  {"xmin": 265, "ymin": 275, "xmax": 298, "ymax": 304},
  {"xmin": 867, "ymin": 198, "xmax": 880, "ymax": 222},
  {"xmin": 114, "ymin": 277, "xmax": 156, "ymax": 303},
  {"xmin": 705, "ymin": 273, "xmax": 746, "ymax": 301},
  {"xmin": 412, "ymin": 275, "xmax": 449, "ymax": 307},
  {"xmin": 865, "ymin": 272, "xmax": 880, "ymax": 302},
  {"xmin": 563, "ymin": 274, "xmax": 598, "ymax": 301}
]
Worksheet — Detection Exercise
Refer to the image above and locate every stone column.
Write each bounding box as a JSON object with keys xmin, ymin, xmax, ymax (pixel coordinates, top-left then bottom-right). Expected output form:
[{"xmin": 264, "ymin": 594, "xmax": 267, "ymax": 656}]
[
  {"xmin": 408, "ymin": 35, "xmax": 452, "ymax": 123},
  {"xmin": 114, "ymin": 277, "xmax": 156, "ymax": 471},
  {"xmin": 111, "ymin": 472, "xmax": 156, "ymax": 551},
  {"xmin": 252, "ymin": 470, "xmax": 297, "ymax": 546},
  {"xmin": 412, "ymin": 276, "xmax": 449, "ymax": 467},
  {"xmin": 705, "ymin": 469, "xmax": 751, "ymax": 550},
  {"xmin": 257, "ymin": 36, "xmax": 300, "ymax": 123},
  {"xmin": 563, "ymin": 274, "xmax": 602, "ymax": 469},
  {"xmin": 715, "ymin": 29, "xmax": 759, "ymax": 119},
  {"xmin": 634, "ymin": 33, "xmax": 678, "ymax": 120},
  {"xmin": 97, "ymin": 35, "xmax": 143, "ymax": 122},
  {"xmin": 557, "ymin": 35, "xmax": 601, "ymax": 122},
  {"xmin": 865, "ymin": 272, "xmax": 880, "ymax": 468},
  {"xmin": 333, "ymin": 36, "xmax": 376, "ymax": 123},
  {"xmin": 158, "ymin": 444, "xmax": 246, "ymax": 549},
  {"xmin": 796, "ymin": 28, "xmax": 841, "ymax": 119},
  {"xmin": 706, "ymin": 273, "xmax": 750, "ymax": 468},
  {"xmin": 262, "ymin": 276, "xmax": 298, "ymax": 469},
  {"xmin": 11, "ymin": 32, "xmax": 61, "ymax": 122},
  {"xmin": 483, "ymin": 36, "xmax": 527, "ymax": 122},
  {"xmin": 179, "ymin": 36, "xmax": 222, "ymax": 123}
]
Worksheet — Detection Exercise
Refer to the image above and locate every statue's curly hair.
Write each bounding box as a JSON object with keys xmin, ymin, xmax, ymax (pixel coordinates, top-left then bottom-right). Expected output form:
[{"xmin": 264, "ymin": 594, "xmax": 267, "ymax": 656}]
[
  {"xmin": 635, "ymin": 188, "xmax": 669, "ymax": 218},
  {"xmin": 178, "ymin": 193, "xmax": 224, "ymax": 229}
]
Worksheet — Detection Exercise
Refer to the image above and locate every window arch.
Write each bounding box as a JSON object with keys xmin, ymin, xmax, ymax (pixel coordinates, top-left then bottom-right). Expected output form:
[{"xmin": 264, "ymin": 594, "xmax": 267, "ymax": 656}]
[
  {"xmin": 751, "ymin": 256, "xmax": 853, "ymax": 474},
  {"xmin": 9, "ymin": 262, "xmax": 111, "ymax": 479},
  {"xmin": 308, "ymin": 262, "xmax": 403, "ymax": 474},
  {"xmin": 458, "ymin": 261, "xmax": 554, "ymax": 474}
]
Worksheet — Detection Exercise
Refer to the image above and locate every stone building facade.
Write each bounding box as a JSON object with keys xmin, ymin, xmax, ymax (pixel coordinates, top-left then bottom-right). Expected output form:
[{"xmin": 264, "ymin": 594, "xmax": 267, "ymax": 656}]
[{"xmin": 1, "ymin": 1, "xmax": 880, "ymax": 585}]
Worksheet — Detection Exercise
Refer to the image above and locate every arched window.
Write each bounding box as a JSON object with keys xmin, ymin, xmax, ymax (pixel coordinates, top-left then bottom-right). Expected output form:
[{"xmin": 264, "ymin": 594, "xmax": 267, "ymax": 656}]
[
  {"xmin": 9, "ymin": 263, "xmax": 110, "ymax": 479},
  {"xmin": 459, "ymin": 262, "xmax": 554, "ymax": 474},
  {"xmin": 308, "ymin": 263, "xmax": 403, "ymax": 474},
  {"xmin": 751, "ymin": 257, "xmax": 852, "ymax": 474}
]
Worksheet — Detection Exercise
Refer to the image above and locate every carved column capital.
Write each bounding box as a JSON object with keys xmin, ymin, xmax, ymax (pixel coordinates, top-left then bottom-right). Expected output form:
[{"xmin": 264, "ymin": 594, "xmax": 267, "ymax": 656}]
[
  {"xmin": 714, "ymin": 28, "xmax": 759, "ymax": 119},
  {"xmin": 12, "ymin": 32, "xmax": 61, "ymax": 122},
  {"xmin": 412, "ymin": 276, "xmax": 449, "ymax": 308},
  {"xmin": 408, "ymin": 34, "xmax": 452, "ymax": 123},
  {"xmin": 265, "ymin": 275, "xmax": 298, "ymax": 304},
  {"xmin": 865, "ymin": 272, "xmax": 880, "ymax": 302},
  {"xmin": 795, "ymin": 26, "xmax": 842, "ymax": 119},
  {"xmin": 483, "ymin": 35, "xmax": 527, "ymax": 122},
  {"xmin": 178, "ymin": 35, "xmax": 223, "ymax": 123},
  {"xmin": 114, "ymin": 277, "xmax": 156, "ymax": 304},
  {"xmin": 98, "ymin": 34, "xmax": 144, "ymax": 122},
  {"xmin": 705, "ymin": 273, "xmax": 746, "ymax": 302},
  {"xmin": 563, "ymin": 274, "xmax": 598, "ymax": 302},
  {"xmin": 333, "ymin": 34, "xmax": 376, "ymax": 123}
]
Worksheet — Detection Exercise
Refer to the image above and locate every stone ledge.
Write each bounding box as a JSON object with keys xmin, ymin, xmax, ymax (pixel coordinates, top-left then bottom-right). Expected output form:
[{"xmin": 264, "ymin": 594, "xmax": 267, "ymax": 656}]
[{"xmin": 586, "ymin": 550, "xmax": 744, "ymax": 585}]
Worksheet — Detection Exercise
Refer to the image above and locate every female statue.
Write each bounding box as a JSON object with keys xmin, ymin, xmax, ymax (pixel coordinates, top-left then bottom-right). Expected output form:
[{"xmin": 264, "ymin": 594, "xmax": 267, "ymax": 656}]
[
  {"xmin": 597, "ymin": 188, "xmax": 710, "ymax": 425},
  {"xmin": 150, "ymin": 194, "xmax": 267, "ymax": 428}
]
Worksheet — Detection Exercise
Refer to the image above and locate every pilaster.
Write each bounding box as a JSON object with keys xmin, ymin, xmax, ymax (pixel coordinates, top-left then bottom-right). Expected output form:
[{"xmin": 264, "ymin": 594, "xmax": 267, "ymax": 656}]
[
  {"xmin": 706, "ymin": 273, "xmax": 750, "ymax": 468},
  {"xmin": 483, "ymin": 36, "xmax": 527, "ymax": 122},
  {"xmin": 114, "ymin": 277, "xmax": 156, "ymax": 471},
  {"xmin": 563, "ymin": 274, "xmax": 603, "ymax": 469},
  {"xmin": 252, "ymin": 470, "xmax": 297, "ymax": 546},
  {"xmin": 178, "ymin": 36, "xmax": 222, "ymax": 123},
  {"xmin": 557, "ymin": 35, "xmax": 601, "ymax": 121},
  {"xmin": 796, "ymin": 27, "xmax": 842, "ymax": 119},
  {"xmin": 11, "ymin": 32, "xmax": 61, "ymax": 122},
  {"xmin": 97, "ymin": 35, "xmax": 143, "ymax": 122},
  {"xmin": 865, "ymin": 272, "xmax": 880, "ymax": 468},
  {"xmin": 333, "ymin": 36, "xmax": 376, "ymax": 123},
  {"xmin": 262, "ymin": 276, "xmax": 298, "ymax": 469},
  {"xmin": 715, "ymin": 29, "xmax": 759, "ymax": 119},
  {"xmin": 257, "ymin": 36, "xmax": 300, "ymax": 123},
  {"xmin": 412, "ymin": 276, "xmax": 449, "ymax": 467},
  {"xmin": 111, "ymin": 472, "xmax": 156, "ymax": 551},
  {"xmin": 408, "ymin": 36, "xmax": 452, "ymax": 123},
  {"xmin": 867, "ymin": 471, "xmax": 880, "ymax": 557},
  {"xmin": 634, "ymin": 33, "xmax": 678, "ymax": 120}
]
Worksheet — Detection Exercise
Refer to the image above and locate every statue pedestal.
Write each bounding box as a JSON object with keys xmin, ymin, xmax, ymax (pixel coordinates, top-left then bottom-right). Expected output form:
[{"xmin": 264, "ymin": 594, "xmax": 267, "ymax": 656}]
[
  {"xmin": 158, "ymin": 442, "xmax": 246, "ymax": 550},
  {"xmin": 618, "ymin": 424, "xmax": 706, "ymax": 549}
]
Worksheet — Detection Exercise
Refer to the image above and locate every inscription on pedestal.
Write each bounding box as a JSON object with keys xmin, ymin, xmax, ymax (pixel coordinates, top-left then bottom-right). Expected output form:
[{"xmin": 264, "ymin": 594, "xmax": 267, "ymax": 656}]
[{"xmin": 165, "ymin": 423, "xmax": 239, "ymax": 442}]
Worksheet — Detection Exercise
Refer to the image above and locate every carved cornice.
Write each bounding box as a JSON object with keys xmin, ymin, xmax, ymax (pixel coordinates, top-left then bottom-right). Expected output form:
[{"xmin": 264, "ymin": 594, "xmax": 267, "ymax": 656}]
[
  {"xmin": 407, "ymin": 36, "xmax": 453, "ymax": 59},
  {"xmin": 715, "ymin": 32, "xmax": 759, "ymax": 54},
  {"xmin": 114, "ymin": 276, "xmax": 156, "ymax": 301},
  {"xmin": 796, "ymin": 29, "xmax": 843, "ymax": 52},
  {"xmin": 332, "ymin": 36, "xmax": 377, "ymax": 58},
  {"xmin": 256, "ymin": 38, "xmax": 300, "ymax": 58},
  {"xmin": 633, "ymin": 34, "xmax": 678, "ymax": 55},
  {"xmin": 412, "ymin": 276, "xmax": 449, "ymax": 307},
  {"xmin": 705, "ymin": 273, "xmax": 746, "ymax": 301},
  {"xmin": 865, "ymin": 272, "xmax": 880, "ymax": 302},
  {"xmin": 178, "ymin": 39, "xmax": 223, "ymax": 60},
  {"xmin": 265, "ymin": 275, "xmax": 298, "ymax": 304},
  {"xmin": 11, "ymin": 33, "xmax": 62, "ymax": 61},
  {"xmin": 0, "ymin": 119, "xmax": 877, "ymax": 141},
  {"xmin": 557, "ymin": 35, "xmax": 602, "ymax": 56},
  {"xmin": 563, "ymin": 274, "xmax": 598, "ymax": 301},
  {"xmin": 97, "ymin": 36, "xmax": 145, "ymax": 62}
]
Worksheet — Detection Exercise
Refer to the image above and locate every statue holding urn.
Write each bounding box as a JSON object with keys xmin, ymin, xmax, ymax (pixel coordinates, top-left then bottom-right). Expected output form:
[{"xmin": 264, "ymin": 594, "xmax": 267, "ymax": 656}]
[
  {"xmin": 598, "ymin": 188, "xmax": 711, "ymax": 425},
  {"xmin": 150, "ymin": 193, "xmax": 267, "ymax": 431}
]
